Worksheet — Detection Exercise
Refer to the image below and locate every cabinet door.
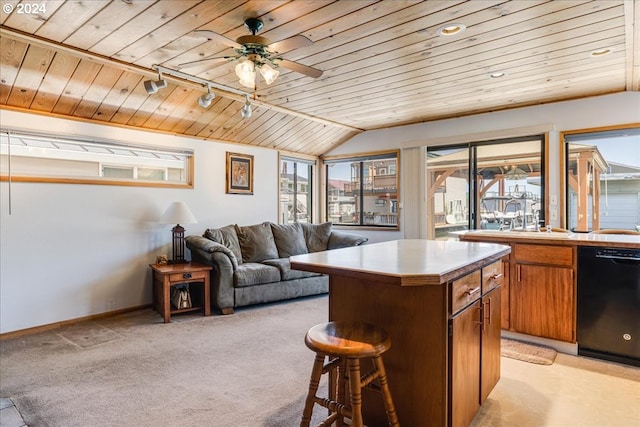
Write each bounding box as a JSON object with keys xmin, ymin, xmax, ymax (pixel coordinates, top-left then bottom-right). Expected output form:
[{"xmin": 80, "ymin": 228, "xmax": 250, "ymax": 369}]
[
  {"xmin": 450, "ymin": 300, "xmax": 481, "ymax": 427},
  {"xmin": 481, "ymin": 287, "xmax": 501, "ymax": 402},
  {"xmin": 512, "ymin": 264, "xmax": 574, "ymax": 342}
]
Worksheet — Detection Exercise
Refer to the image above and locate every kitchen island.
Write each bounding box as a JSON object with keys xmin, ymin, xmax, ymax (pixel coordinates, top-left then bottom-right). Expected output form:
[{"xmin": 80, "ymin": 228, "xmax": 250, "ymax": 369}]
[{"xmin": 290, "ymin": 239, "xmax": 511, "ymax": 427}]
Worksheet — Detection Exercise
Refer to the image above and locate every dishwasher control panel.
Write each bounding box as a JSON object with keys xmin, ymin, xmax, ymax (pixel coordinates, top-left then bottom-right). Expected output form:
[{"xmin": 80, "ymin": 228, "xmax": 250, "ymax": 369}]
[{"xmin": 594, "ymin": 248, "xmax": 640, "ymax": 261}]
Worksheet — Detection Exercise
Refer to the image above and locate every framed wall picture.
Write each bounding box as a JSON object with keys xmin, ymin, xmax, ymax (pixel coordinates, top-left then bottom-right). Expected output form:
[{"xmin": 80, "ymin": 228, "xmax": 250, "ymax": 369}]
[{"xmin": 226, "ymin": 152, "xmax": 253, "ymax": 194}]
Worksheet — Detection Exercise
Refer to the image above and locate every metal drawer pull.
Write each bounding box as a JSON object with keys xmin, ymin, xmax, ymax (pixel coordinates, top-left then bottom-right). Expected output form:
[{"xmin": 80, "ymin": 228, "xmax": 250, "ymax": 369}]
[
  {"xmin": 490, "ymin": 273, "xmax": 503, "ymax": 280},
  {"xmin": 464, "ymin": 286, "xmax": 481, "ymax": 296},
  {"xmin": 183, "ymin": 273, "xmax": 192, "ymax": 279}
]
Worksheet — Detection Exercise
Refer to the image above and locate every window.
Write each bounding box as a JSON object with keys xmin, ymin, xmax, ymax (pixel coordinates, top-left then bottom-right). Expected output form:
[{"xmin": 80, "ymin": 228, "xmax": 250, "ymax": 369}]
[
  {"xmin": 325, "ymin": 151, "xmax": 399, "ymax": 228},
  {"xmin": 0, "ymin": 129, "xmax": 193, "ymax": 188},
  {"xmin": 427, "ymin": 136, "xmax": 545, "ymax": 239},
  {"xmin": 280, "ymin": 156, "xmax": 314, "ymax": 224},
  {"xmin": 562, "ymin": 125, "xmax": 640, "ymax": 232}
]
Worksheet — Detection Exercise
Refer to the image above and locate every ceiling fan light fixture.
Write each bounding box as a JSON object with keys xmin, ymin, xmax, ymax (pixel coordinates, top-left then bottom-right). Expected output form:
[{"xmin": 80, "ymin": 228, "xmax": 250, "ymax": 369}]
[
  {"xmin": 258, "ymin": 63, "xmax": 279, "ymax": 85},
  {"xmin": 198, "ymin": 85, "xmax": 214, "ymax": 108},
  {"xmin": 235, "ymin": 59, "xmax": 256, "ymax": 88}
]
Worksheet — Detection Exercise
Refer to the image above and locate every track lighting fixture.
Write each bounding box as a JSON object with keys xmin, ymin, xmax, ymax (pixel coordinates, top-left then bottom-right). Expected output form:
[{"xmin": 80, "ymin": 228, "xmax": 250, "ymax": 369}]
[
  {"xmin": 198, "ymin": 85, "xmax": 214, "ymax": 108},
  {"xmin": 241, "ymin": 95, "xmax": 252, "ymax": 119},
  {"xmin": 143, "ymin": 71, "xmax": 167, "ymax": 94},
  {"xmin": 145, "ymin": 65, "xmax": 255, "ymax": 120}
]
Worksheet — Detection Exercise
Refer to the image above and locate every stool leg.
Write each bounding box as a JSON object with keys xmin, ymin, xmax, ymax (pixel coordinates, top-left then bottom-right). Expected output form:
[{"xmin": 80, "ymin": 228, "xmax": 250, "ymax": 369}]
[
  {"xmin": 373, "ymin": 355, "xmax": 400, "ymax": 427},
  {"xmin": 336, "ymin": 357, "xmax": 347, "ymax": 427},
  {"xmin": 347, "ymin": 357, "xmax": 363, "ymax": 427},
  {"xmin": 300, "ymin": 353, "xmax": 325, "ymax": 427}
]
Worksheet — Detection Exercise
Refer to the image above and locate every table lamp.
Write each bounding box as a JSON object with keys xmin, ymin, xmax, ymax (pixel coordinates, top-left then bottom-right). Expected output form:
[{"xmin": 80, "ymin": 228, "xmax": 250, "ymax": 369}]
[{"xmin": 160, "ymin": 201, "xmax": 197, "ymax": 264}]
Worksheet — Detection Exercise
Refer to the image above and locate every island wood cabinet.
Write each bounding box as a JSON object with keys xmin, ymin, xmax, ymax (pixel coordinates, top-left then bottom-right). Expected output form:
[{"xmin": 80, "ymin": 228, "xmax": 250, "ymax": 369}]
[
  {"xmin": 290, "ymin": 239, "xmax": 511, "ymax": 427},
  {"xmin": 450, "ymin": 261, "xmax": 502, "ymax": 427},
  {"xmin": 511, "ymin": 243, "xmax": 575, "ymax": 342}
]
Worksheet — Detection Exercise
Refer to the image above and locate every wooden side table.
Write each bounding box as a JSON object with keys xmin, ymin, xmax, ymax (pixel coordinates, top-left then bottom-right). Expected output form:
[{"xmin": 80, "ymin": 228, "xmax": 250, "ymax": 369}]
[{"xmin": 150, "ymin": 262, "xmax": 212, "ymax": 323}]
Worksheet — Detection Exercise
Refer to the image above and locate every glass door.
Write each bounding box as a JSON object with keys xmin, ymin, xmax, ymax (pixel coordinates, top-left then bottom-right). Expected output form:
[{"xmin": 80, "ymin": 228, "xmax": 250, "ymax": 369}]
[{"xmin": 427, "ymin": 136, "xmax": 545, "ymax": 240}]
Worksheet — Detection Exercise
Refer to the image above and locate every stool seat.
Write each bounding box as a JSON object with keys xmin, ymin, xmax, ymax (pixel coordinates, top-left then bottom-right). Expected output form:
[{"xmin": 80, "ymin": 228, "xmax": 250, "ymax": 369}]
[
  {"xmin": 300, "ymin": 321, "xmax": 399, "ymax": 427},
  {"xmin": 305, "ymin": 321, "xmax": 391, "ymax": 358}
]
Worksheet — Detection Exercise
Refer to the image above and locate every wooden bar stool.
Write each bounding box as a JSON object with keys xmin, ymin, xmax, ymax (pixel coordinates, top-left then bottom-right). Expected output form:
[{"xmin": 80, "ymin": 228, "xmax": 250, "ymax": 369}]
[{"xmin": 300, "ymin": 321, "xmax": 399, "ymax": 427}]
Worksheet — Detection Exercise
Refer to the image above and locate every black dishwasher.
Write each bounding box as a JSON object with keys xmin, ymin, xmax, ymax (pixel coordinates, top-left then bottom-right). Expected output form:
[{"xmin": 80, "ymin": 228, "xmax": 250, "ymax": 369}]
[{"xmin": 577, "ymin": 246, "xmax": 640, "ymax": 366}]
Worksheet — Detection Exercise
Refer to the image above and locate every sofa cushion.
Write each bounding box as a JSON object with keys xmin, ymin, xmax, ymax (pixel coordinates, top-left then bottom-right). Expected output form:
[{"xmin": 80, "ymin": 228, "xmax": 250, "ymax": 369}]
[
  {"xmin": 204, "ymin": 224, "xmax": 243, "ymax": 263},
  {"xmin": 270, "ymin": 222, "xmax": 309, "ymax": 258},
  {"xmin": 235, "ymin": 222, "xmax": 279, "ymax": 263},
  {"xmin": 234, "ymin": 263, "xmax": 281, "ymax": 287},
  {"xmin": 301, "ymin": 222, "xmax": 333, "ymax": 253},
  {"xmin": 262, "ymin": 258, "xmax": 322, "ymax": 281}
]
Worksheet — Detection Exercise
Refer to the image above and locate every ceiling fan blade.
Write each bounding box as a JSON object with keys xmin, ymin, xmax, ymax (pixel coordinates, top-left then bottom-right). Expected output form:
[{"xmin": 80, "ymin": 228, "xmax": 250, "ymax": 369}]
[
  {"xmin": 194, "ymin": 30, "xmax": 241, "ymax": 49},
  {"xmin": 178, "ymin": 56, "xmax": 231, "ymax": 69},
  {"xmin": 268, "ymin": 35, "xmax": 313, "ymax": 54},
  {"xmin": 276, "ymin": 59, "xmax": 323, "ymax": 79}
]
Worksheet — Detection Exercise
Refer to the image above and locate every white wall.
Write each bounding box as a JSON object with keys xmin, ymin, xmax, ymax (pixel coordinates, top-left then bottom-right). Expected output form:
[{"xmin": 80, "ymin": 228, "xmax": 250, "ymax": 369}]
[
  {"xmin": 328, "ymin": 92, "xmax": 640, "ymax": 243},
  {"xmin": 1, "ymin": 92, "xmax": 638, "ymax": 333},
  {"xmin": 0, "ymin": 110, "xmax": 279, "ymax": 333}
]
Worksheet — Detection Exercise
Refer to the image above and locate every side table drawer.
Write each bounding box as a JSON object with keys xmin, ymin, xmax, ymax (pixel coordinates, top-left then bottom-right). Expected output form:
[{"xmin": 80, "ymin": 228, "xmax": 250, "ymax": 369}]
[{"xmin": 169, "ymin": 271, "xmax": 207, "ymax": 282}]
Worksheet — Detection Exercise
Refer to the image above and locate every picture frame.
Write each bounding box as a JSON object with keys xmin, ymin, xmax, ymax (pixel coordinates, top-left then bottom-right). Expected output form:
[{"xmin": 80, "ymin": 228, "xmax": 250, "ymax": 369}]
[{"xmin": 226, "ymin": 152, "xmax": 253, "ymax": 194}]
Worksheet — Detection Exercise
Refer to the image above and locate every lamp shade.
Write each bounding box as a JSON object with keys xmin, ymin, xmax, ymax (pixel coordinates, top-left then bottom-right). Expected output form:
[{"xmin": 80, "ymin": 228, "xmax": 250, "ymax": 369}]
[{"xmin": 160, "ymin": 202, "xmax": 197, "ymax": 225}]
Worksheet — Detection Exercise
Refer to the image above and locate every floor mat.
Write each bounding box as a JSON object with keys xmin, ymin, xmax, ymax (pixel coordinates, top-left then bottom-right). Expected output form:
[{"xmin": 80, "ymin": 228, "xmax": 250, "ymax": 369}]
[{"xmin": 501, "ymin": 338, "xmax": 557, "ymax": 365}]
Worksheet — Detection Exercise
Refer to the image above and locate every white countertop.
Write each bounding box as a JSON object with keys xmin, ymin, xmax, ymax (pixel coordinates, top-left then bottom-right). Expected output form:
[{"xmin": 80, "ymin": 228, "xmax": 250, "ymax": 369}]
[
  {"xmin": 290, "ymin": 239, "xmax": 510, "ymax": 285},
  {"xmin": 459, "ymin": 230, "xmax": 640, "ymax": 248}
]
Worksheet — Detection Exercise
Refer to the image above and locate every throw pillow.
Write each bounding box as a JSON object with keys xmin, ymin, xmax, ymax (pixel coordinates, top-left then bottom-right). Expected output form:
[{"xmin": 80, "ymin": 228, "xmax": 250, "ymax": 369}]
[
  {"xmin": 270, "ymin": 222, "xmax": 309, "ymax": 258},
  {"xmin": 204, "ymin": 224, "xmax": 243, "ymax": 263},
  {"xmin": 235, "ymin": 222, "xmax": 279, "ymax": 263},
  {"xmin": 301, "ymin": 222, "xmax": 333, "ymax": 253}
]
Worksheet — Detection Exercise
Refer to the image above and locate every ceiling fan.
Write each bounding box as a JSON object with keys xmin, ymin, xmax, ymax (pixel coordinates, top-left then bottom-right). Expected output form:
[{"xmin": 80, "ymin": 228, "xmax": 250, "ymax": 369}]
[{"xmin": 179, "ymin": 18, "xmax": 323, "ymax": 88}]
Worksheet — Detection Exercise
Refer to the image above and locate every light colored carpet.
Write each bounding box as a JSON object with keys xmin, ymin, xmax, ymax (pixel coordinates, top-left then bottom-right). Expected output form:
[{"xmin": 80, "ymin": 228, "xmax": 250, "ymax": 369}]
[
  {"xmin": 0, "ymin": 296, "xmax": 330, "ymax": 427},
  {"xmin": 500, "ymin": 338, "xmax": 557, "ymax": 365},
  {"xmin": 2, "ymin": 296, "xmax": 639, "ymax": 427}
]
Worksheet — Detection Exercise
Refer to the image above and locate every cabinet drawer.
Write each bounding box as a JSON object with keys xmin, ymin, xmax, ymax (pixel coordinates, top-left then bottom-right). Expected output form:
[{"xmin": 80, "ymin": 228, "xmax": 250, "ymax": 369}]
[
  {"xmin": 482, "ymin": 261, "xmax": 503, "ymax": 294},
  {"xmin": 514, "ymin": 244, "xmax": 573, "ymax": 266},
  {"xmin": 451, "ymin": 270, "xmax": 481, "ymax": 314},
  {"xmin": 169, "ymin": 271, "xmax": 207, "ymax": 282}
]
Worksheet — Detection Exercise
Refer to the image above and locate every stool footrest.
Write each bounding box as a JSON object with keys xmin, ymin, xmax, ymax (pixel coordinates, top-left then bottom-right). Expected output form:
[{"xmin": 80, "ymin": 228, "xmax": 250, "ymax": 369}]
[
  {"xmin": 360, "ymin": 369, "xmax": 381, "ymax": 388},
  {"xmin": 313, "ymin": 396, "xmax": 352, "ymax": 418}
]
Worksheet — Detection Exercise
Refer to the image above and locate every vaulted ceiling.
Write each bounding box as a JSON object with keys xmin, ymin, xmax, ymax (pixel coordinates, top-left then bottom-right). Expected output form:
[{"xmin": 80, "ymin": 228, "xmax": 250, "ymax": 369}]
[{"xmin": 1, "ymin": 1, "xmax": 638, "ymax": 156}]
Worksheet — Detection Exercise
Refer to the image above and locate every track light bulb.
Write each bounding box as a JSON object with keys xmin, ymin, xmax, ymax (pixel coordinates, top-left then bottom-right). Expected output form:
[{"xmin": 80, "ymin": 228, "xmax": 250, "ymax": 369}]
[
  {"xmin": 198, "ymin": 86, "xmax": 214, "ymax": 108},
  {"xmin": 143, "ymin": 73, "xmax": 167, "ymax": 94},
  {"xmin": 241, "ymin": 96, "xmax": 252, "ymax": 119}
]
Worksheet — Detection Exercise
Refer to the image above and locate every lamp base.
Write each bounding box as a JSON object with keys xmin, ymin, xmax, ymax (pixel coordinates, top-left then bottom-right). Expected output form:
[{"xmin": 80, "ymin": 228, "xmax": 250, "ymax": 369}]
[{"xmin": 168, "ymin": 259, "xmax": 189, "ymax": 265}]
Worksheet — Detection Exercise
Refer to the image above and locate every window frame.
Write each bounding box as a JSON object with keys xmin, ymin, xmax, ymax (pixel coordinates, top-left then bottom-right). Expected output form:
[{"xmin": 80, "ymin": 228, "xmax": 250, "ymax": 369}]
[
  {"xmin": 278, "ymin": 154, "xmax": 316, "ymax": 224},
  {"xmin": 323, "ymin": 150, "xmax": 400, "ymax": 229},
  {"xmin": 0, "ymin": 129, "xmax": 194, "ymax": 188},
  {"xmin": 559, "ymin": 123, "xmax": 640, "ymax": 231}
]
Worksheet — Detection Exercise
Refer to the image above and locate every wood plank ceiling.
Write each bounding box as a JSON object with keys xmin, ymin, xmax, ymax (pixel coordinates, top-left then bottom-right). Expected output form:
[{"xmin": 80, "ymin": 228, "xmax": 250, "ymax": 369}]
[{"xmin": 1, "ymin": 1, "xmax": 638, "ymax": 157}]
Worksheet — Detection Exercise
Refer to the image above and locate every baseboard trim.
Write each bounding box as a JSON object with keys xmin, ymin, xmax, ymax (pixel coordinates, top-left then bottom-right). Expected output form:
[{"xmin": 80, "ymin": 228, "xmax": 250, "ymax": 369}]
[{"xmin": 0, "ymin": 304, "xmax": 152, "ymax": 341}]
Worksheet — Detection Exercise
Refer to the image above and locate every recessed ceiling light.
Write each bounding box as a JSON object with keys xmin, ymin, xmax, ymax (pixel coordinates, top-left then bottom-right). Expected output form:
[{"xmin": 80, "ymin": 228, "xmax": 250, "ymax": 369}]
[
  {"xmin": 489, "ymin": 71, "xmax": 506, "ymax": 78},
  {"xmin": 590, "ymin": 48, "xmax": 614, "ymax": 57},
  {"xmin": 437, "ymin": 23, "xmax": 466, "ymax": 36}
]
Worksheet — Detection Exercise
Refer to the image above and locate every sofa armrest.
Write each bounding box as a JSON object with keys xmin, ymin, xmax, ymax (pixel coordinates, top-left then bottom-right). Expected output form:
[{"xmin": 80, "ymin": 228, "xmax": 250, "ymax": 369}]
[
  {"xmin": 185, "ymin": 236, "xmax": 238, "ymax": 269},
  {"xmin": 327, "ymin": 231, "xmax": 368, "ymax": 250},
  {"xmin": 186, "ymin": 235, "xmax": 238, "ymax": 314}
]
